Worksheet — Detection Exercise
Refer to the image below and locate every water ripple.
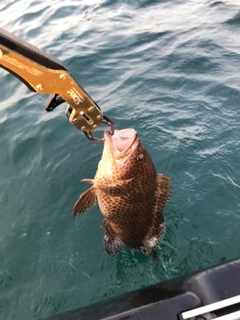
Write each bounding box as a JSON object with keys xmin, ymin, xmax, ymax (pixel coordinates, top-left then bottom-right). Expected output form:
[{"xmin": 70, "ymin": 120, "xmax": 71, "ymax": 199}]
[{"xmin": 1, "ymin": 0, "xmax": 240, "ymax": 319}]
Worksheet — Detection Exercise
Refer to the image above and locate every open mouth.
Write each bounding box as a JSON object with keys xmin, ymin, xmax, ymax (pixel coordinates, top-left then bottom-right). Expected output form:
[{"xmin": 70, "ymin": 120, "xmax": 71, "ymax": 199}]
[{"xmin": 105, "ymin": 128, "xmax": 138, "ymax": 154}]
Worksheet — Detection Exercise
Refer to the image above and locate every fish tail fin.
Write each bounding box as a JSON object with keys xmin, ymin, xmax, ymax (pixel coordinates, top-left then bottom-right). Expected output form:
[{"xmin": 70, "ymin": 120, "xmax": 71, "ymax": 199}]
[
  {"xmin": 73, "ymin": 187, "xmax": 96, "ymax": 216},
  {"xmin": 149, "ymin": 249, "xmax": 158, "ymax": 260},
  {"xmin": 140, "ymin": 246, "xmax": 159, "ymax": 260},
  {"xmin": 102, "ymin": 220, "xmax": 123, "ymax": 256}
]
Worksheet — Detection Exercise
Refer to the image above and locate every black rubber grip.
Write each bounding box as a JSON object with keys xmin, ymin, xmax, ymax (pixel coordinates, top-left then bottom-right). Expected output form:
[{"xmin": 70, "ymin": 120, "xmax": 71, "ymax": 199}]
[{"xmin": 0, "ymin": 28, "xmax": 67, "ymax": 71}]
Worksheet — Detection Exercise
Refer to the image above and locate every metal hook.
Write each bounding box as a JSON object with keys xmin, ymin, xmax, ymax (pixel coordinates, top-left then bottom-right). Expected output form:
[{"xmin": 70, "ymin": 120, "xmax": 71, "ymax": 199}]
[{"xmin": 83, "ymin": 115, "xmax": 115, "ymax": 142}]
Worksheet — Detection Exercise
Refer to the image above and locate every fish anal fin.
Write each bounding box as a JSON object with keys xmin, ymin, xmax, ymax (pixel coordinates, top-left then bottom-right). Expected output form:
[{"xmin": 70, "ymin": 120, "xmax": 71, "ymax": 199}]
[
  {"xmin": 102, "ymin": 220, "xmax": 123, "ymax": 256},
  {"xmin": 73, "ymin": 187, "xmax": 96, "ymax": 216}
]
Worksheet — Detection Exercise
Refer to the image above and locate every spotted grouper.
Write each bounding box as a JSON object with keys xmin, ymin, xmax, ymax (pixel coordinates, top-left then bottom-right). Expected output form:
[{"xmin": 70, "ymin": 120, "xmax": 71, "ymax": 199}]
[{"xmin": 73, "ymin": 128, "xmax": 172, "ymax": 258}]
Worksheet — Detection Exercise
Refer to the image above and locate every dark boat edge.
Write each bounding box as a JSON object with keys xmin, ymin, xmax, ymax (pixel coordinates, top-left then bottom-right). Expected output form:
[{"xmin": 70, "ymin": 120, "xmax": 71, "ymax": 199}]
[{"xmin": 44, "ymin": 258, "xmax": 240, "ymax": 320}]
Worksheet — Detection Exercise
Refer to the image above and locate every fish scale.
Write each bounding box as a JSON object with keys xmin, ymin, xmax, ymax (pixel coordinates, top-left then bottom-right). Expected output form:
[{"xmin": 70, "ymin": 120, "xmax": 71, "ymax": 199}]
[{"xmin": 74, "ymin": 128, "xmax": 172, "ymax": 259}]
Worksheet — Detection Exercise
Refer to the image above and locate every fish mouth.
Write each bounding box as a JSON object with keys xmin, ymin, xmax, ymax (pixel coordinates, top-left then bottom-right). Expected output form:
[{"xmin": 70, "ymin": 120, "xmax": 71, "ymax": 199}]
[{"xmin": 104, "ymin": 128, "xmax": 138, "ymax": 156}]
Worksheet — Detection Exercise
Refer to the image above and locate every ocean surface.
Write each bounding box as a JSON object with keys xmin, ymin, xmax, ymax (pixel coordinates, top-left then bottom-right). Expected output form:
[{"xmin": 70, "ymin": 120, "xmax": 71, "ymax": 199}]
[{"xmin": 0, "ymin": 0, "xmax": 240, "ymax": 319}]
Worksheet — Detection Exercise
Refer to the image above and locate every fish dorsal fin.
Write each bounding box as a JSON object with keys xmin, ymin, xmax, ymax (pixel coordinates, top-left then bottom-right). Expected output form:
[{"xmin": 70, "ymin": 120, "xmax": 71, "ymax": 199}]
[
  {"xmin": 143, "ymin": 174, "xmax": 172, "ymax": 250},
  {"xmin": 102, "ymin": 219, "xmax": 123, "ymax": 255},
  {"xmin": 73, "ymin": 187, "xmax": 96, "ymax": 216},
  {"xmin": 154, "ymin": 174, "xmax": 172, "ymax": 214}
]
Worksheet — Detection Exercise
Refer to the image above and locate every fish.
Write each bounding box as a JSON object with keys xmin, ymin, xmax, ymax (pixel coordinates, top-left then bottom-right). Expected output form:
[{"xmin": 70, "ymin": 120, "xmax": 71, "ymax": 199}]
[{"xmin": 73, "ymin": 128, "xmax": 172, "ymax": 259}]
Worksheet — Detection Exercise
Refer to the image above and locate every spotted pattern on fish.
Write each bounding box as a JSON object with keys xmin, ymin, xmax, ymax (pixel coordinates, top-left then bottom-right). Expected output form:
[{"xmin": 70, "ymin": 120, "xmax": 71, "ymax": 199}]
[{"xmin": 73, "ymin": 129, "xmax": 172, "ymax": 258}]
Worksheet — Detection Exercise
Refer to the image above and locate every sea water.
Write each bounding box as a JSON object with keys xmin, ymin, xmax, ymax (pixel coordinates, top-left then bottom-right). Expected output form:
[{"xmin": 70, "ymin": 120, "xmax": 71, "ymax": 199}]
[{"xmin": 0, "ymin": 0, "xmax": 240, "ymax": 319}]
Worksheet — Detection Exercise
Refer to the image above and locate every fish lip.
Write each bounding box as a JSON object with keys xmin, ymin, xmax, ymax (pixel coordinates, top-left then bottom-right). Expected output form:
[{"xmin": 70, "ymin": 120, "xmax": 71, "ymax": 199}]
[{"xmin": 104, "ymin": 128, "xmax": 138, "ymax": 157}]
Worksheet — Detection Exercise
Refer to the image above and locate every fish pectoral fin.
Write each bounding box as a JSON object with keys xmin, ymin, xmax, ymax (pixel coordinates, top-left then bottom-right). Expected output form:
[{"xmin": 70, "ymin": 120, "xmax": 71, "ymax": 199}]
[
  {"xmin": 81, "ymin": 179, "xmax": 94, "ymax": 185},
  {"xmin": 102, "ymin": 220, "xmax": 123, "ymax": 256},
  {"xmin": 100, "ymin": 178, "xmax": 134, "ymax": 196},
  {"xmin": 73, "ymin": 187, "xmax": 96, "ymax": 216}
]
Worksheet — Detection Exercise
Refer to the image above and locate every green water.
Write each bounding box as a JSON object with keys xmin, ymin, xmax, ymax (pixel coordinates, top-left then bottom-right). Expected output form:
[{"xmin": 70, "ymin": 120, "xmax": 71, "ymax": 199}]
[{"xmin": 0, "ymin": 0, "xmax": 240, "ymax": 319}]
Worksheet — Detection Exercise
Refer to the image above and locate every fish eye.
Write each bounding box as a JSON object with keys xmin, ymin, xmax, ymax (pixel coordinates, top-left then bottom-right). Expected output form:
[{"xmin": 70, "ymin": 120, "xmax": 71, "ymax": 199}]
[{"xmin": 137, "ymin": 154, "xmax": 144, "ymax": 162}]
